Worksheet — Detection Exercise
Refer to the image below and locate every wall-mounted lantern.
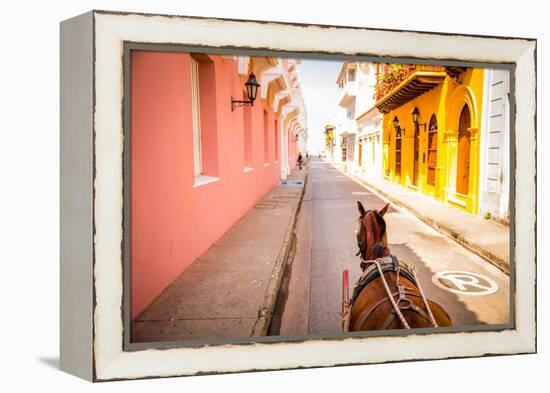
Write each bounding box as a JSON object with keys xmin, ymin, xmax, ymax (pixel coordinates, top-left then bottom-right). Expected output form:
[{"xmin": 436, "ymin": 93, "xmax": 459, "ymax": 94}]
[
  {"xmin": 393, "ymin": 115, "xmax": 404, "ymax": 137},
  {"xmin": 392, "ymin": 116, "xmax": 401, "ymax": 130},
  {"xmin": 411, "ymin": 107, "xmax": 419, "ymax": 124},
  {"xmin": 411, "ymin": 107, "xmax": 427, "ymax": 130},
  {"xmin": 231, "ymin": 73, "xmax": 261, "ymax": 111}
]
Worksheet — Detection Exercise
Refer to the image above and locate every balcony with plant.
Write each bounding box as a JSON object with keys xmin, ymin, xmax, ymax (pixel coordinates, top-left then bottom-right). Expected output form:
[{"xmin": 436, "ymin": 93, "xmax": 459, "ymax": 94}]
[{"xmin": 374, "ymin": 64, "xmax": 450, "ymax": 113}]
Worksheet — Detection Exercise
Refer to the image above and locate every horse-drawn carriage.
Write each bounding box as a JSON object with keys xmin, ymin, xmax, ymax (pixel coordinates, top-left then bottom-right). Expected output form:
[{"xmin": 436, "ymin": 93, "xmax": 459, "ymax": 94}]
[{"xmin": 342, "ymin": 201, "xmax": 452, "ymax": 332}]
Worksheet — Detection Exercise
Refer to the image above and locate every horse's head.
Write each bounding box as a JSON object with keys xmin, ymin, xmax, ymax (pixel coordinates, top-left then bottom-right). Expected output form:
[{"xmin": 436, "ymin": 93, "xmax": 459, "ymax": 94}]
[{"xmin": 356, "ymin": 201, "xmax": 390, "ymax": 270}]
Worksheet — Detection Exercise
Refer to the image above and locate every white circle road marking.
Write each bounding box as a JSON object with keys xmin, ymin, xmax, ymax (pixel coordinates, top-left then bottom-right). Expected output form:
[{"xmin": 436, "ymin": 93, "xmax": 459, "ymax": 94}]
[{"xmin": 431, "ymin": 271, "xmax": 499, "ymax": 296}]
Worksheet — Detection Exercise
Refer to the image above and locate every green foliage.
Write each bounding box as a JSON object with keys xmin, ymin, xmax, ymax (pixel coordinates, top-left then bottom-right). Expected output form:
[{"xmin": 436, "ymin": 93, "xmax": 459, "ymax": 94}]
[{"xmin": 375, "ymin": 64, "xmax": 416, "ymax": 100}]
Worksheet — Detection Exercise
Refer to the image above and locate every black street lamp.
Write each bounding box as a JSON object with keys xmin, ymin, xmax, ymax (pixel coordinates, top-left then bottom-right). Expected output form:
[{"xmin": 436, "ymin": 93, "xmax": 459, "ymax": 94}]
[
  {"xmin": 411, "ymin": 107, "xmax": 427, "ymax": 130},
  {"xmin": 393, "ymin": 115, "xmax": 404, "ymax": 137},
  {"xmin": 231, "ymin": 73, "xmax": 261, "ymax": 111},
  {"xmin": 411, "ymin": 107, "xmax": 420, "ymax": 124},
  {"xmin": 392, "ymin": 116, "xmax": 400, "ymax": 129}
]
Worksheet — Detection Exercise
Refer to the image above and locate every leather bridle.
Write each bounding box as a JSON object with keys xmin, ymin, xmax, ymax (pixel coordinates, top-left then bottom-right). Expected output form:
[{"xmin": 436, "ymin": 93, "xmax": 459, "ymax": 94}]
[
  {"xmin": 350, "ymin": 209, "xmax": 439, "ymax": 330},
  {"xmin": 356, "ymin": 209, "xmax": 385, "ymax": 262}
]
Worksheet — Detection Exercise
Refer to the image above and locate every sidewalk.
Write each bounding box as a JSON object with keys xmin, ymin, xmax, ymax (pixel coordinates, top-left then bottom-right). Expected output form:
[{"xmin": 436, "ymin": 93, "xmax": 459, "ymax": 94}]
[
  {"xmin": 339, "ymin": 167, "xmax": 510, "ymax": 274},
  {"xmin": 131, "ymin": 165, "xmax": 307, "ymax": 343}
]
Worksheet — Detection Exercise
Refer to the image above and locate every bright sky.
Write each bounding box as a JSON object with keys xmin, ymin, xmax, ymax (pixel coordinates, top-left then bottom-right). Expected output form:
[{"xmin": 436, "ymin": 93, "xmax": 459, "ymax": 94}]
[{"xmin": 298, "ymin": 58, "xmax": 344, "ymax": 154}]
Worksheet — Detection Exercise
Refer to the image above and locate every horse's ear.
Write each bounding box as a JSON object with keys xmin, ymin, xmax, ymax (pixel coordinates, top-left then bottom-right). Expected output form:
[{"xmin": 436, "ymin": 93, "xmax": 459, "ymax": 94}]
[
  {"xmin": 357, "ymin": 201, "xmax": 366, "ymax": 217},
  {"xmin": 379, "ymin": 202, "xmax": 390, "ymax": 217}
]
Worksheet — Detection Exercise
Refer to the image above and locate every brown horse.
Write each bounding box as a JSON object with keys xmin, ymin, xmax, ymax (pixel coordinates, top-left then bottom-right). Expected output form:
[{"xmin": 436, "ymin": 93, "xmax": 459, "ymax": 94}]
[{"xmin": 343, "ymin": 201, "xmax": 452, "ymax": 331}]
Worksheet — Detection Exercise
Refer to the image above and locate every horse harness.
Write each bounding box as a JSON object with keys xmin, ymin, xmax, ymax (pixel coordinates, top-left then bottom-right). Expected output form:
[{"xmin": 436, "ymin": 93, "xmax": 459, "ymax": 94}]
[{"xmin": 345, "ymin": 255, "xmax": 439, "ymax": 330}]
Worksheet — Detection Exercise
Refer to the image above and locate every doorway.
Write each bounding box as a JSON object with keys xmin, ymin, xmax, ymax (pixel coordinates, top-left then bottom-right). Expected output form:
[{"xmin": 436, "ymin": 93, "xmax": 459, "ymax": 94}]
[
  {"xmin": 456, "ymin": 105, "xmax": 471, "ymax": 195},
  {"xmin": 395, "ymin": 127, "xmax": 402, "ymax": 177},
  {"xmin": 413, "ymin": 123, "xmax": 420, "ymax": 186},
  {"xmin": 427, "ymin": 115, "xmax": 438, "ymax": 186}
]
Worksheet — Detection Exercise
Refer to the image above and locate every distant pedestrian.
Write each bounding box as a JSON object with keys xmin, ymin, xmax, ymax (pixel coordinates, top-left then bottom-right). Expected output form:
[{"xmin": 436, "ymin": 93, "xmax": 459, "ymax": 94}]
[{"xmin": 297, "ymin": 152, "xmax": 303, "ymax": 170}]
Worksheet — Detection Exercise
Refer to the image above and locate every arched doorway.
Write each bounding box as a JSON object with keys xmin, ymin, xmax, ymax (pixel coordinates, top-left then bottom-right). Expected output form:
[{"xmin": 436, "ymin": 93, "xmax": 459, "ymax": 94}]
[
  {"xmin": 427, "ymin": 114, "xmax": 438, "ymax": 186},
  {"xmin": 395, "ymin": 126, "xmax": 402, "ymax": 177},
  {"xmin": 456, "ymin": 105, "xmax": 471, "ymax": 194},
  {"xmin": 413, "ymin": 122, "xmax": 420, "ymax": 186}
]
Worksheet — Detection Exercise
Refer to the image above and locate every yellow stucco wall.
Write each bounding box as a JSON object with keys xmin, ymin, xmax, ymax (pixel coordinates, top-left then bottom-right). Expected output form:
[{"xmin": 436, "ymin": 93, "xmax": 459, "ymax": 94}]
[{"xmin": 381, "ymin": 68, "xmax": 484, "ymax": 214}]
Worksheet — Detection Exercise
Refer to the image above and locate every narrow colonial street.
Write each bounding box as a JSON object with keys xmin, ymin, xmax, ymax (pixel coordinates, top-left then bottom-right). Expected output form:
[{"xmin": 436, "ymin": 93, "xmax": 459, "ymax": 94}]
[
  {"xmin": 124, "ymin": 52, "xmax": 513, "ymax": 343},
  {"xmin": 275, "ymin": 157, "xmax": 509, "ymax": 336}
]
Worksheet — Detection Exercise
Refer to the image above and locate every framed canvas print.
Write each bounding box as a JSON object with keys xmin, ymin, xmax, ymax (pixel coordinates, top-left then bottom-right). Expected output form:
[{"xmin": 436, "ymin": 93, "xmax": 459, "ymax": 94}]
[{"xmin": 60, "ymin": 10, "xmax": 536, "ymax": 381}]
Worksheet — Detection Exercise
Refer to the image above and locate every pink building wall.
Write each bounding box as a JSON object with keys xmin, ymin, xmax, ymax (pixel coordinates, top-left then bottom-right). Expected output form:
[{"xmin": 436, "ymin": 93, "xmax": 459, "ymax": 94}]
[{"xmin": 131, "ymin": 51, "xmax": 287, "ymax": 317}]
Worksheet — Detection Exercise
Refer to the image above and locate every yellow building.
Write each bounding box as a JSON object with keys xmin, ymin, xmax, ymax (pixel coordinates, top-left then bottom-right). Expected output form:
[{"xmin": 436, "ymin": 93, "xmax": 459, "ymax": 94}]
[{"xmin": 376, "ymin": 64, "xmax": 484, "ymax": 214}]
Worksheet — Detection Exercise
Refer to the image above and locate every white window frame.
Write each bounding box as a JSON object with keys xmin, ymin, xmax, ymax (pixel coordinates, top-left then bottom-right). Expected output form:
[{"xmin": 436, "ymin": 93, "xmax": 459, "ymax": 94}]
[{"xmin": 190, "ymin": 57, "xmax": 202, "ymax": 177}]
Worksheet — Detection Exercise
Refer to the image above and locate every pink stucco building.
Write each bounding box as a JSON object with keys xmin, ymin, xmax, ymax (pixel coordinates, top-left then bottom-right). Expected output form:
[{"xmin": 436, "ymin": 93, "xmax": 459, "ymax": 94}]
[{"xmin": 130, "ymin": 51, "xmax": 307, "ymax": 317}]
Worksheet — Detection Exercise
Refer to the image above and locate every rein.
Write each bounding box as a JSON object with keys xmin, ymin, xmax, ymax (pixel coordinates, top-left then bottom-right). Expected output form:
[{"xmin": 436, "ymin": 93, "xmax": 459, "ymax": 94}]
[
  {"xmin": 348, "ymin": 209, "xmax": 439, "ymax": 330},
  {"xmin": 356, "ymin": 256, "xmax": 439, "ymax": 329},
  {"xmin": 361, "ymin": 257, "xmax": 411, "ymax": 329}
]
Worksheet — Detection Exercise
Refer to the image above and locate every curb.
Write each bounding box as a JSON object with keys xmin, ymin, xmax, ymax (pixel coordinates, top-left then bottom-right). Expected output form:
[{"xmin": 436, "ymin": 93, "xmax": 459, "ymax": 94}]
[
  {"xmin": 337, "ymin": 166, "xmax": 510, "ymax": 276},
  {"xmin": 251, "ymin": 168, "xmax": 309, "ymax": 336}
]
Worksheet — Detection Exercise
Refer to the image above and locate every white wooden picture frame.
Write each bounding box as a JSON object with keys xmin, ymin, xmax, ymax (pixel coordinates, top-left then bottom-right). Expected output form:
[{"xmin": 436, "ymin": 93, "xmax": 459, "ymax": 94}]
[{"xmin": 60, "ymin": 10, "xmax": 536, "ymax": 381}]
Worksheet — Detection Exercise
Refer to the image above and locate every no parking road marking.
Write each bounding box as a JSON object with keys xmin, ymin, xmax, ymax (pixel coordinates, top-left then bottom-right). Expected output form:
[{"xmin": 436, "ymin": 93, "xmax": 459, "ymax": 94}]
[{"xmin": 432, "ymin": 271, "xmax": 499, "ymax": 296}]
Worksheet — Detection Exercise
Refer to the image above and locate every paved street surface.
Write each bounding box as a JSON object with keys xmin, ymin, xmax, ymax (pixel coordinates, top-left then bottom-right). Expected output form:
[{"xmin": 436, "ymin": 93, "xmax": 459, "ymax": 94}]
[
  {"xmin": 355, "ymin": 174, "xmax": 510, "ymax": 273},
  {"xmin": 277, "ymin": 157, "xmax": 510, "ymax": 336},
  {"xmin": 131, "ymin": 167, "xmax": 306, "ymax": 343}
]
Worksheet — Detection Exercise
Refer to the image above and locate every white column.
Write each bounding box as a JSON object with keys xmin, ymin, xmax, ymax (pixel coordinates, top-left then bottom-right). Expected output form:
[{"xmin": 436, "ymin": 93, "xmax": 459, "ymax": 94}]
[{"xmin": 281, "ymin": 127, "xmax": 289, "ymax": 179}]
